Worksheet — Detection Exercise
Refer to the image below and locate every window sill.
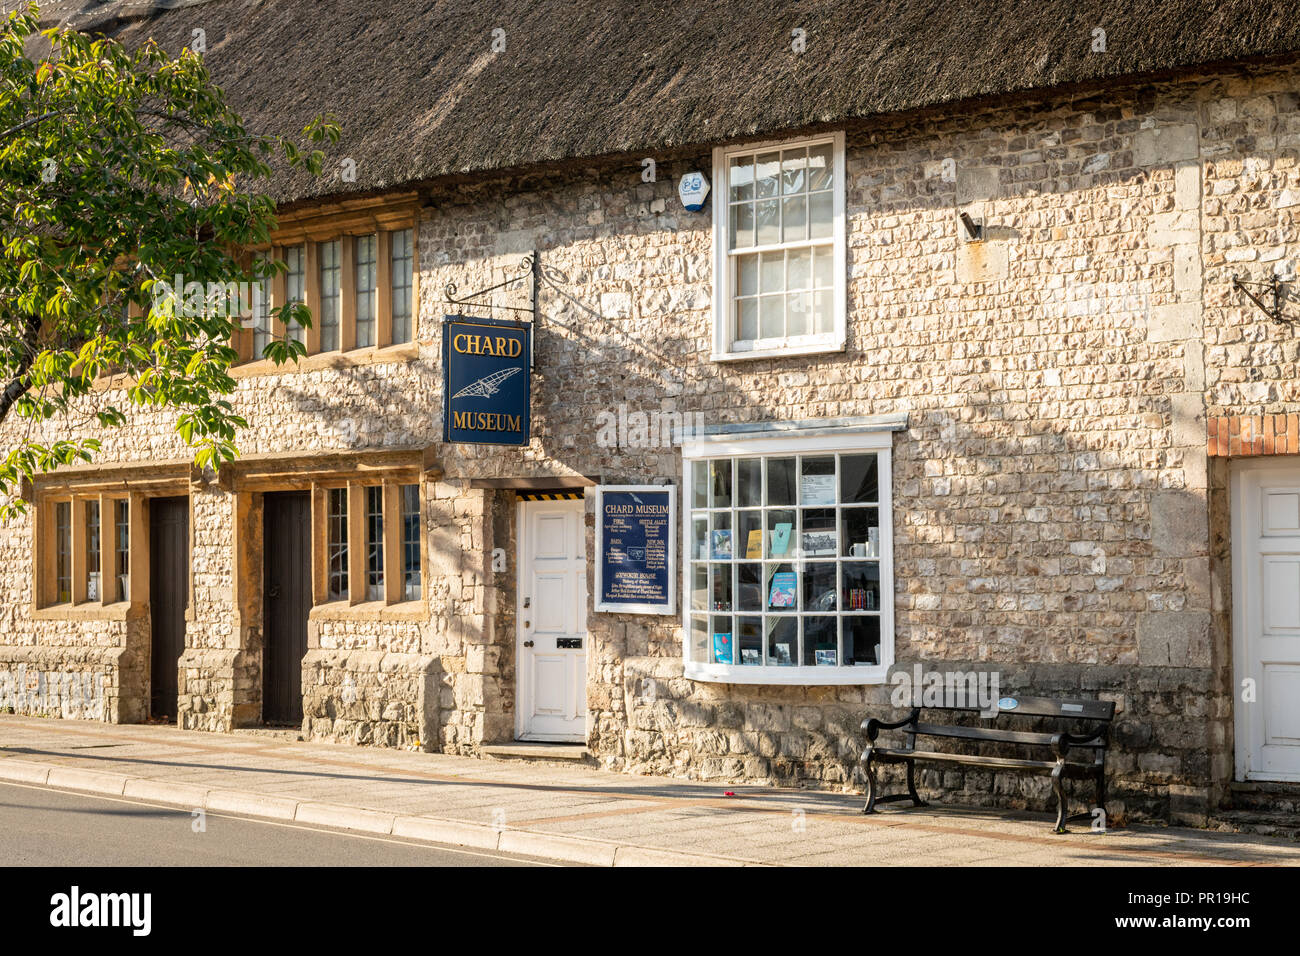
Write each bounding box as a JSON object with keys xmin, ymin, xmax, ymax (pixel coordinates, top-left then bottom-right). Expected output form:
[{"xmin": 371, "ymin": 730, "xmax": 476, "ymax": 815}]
[
  {"xmin": 684, "ymin": 660, "xmax": 887, "ymax": 686},
  {"xmin": 711, "ymin": 337, "xmax": 845, "ymax": 363},
  {"xmin": 232, "ymin": 341, "xmax": 419, "ymax": 378},
  {"xmin": 309, "ymin": 599, "xmax": 428, "ymax": 623},
  {"xmin": 31, "ymin": 601, "xmax": 141, "ymax": 622}
]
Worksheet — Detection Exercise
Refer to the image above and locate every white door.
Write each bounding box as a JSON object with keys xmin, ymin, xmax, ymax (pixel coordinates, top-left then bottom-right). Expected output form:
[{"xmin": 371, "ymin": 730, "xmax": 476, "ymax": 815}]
[
  {"xmin": 1234, "ymin": 462, "xmax": 1300, "ymax": 781},
  {"xmin": 517, "ymin": 499, "xmax": 587, "ymax": 742}
]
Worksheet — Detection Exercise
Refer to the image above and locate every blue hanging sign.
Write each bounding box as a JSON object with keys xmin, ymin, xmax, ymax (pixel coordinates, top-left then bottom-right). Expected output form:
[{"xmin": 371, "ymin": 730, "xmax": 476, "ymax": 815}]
[
  {"xmin": 442, "ymin": 315, "xmax": 531, "ymax": 445},
  {"xmin": 594, "ymin": 485, "xmax": 676, "ymax": 615}
]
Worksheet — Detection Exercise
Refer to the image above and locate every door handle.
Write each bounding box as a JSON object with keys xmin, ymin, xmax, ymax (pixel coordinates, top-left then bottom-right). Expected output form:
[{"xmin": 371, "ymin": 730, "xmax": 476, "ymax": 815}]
[{"xmin": 523, "ymin": 640, "xmax": 534, "ymax": 648}]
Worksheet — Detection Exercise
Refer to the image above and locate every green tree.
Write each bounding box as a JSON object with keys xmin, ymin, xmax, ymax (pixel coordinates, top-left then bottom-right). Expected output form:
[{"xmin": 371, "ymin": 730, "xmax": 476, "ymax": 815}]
[{"xmin": 0, "ymin": 3, "xmax": 338, "ymax": 515}]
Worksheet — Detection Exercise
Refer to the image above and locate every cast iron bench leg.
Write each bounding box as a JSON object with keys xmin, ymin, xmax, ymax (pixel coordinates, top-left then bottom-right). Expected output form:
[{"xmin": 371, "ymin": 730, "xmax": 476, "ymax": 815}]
[
  {"xmin": 906, "ymin": 760, "xmax": 927, "ymax": 807},
  {"xmin": 862, "ymin": 750, "xmax": 879, "ymax": 814},
  {"xmin": 1051, "ymin": 763, "xmax": 1068, "ymax": 834}
]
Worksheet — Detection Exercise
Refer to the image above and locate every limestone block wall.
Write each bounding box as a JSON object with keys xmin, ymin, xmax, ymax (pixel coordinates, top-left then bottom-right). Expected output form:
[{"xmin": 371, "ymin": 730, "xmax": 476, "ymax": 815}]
[{"xmin": 0, "ymin": 59, "xmax": 1298, "ymax": 821}]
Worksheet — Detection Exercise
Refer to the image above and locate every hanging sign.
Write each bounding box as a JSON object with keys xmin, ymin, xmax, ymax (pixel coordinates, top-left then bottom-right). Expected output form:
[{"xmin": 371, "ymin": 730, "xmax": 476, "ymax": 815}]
[
  {"xmin": 442, "ymin": 315, "xmax": 531, "ymax": 445},
  {"xmin": 594, "ymin": 485, "xmax": 675, "ymax": 614}
]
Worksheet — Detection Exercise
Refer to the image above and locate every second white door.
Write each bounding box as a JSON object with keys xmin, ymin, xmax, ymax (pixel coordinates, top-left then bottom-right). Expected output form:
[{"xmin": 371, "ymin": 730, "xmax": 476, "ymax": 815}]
[{"xmin": 517, "ymin": 499, "xmax": 587, "ymax": 742}]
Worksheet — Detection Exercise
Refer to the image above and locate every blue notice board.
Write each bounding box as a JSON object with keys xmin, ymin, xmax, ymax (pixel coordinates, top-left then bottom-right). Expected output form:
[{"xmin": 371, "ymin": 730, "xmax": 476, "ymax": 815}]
[
  {"xmin": 442, "ymin": 315, "xmax": 531, "ymax": 445},
  {"xmin": 595, "ymin": 486, "xmax": 676, "ymax": 615}
]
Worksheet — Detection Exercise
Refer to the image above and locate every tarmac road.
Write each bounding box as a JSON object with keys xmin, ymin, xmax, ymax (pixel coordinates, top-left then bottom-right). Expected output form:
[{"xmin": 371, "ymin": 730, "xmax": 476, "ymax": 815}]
[{"xmin": 0, "ymin": 781, "xmax": 566, "ymax": 867}]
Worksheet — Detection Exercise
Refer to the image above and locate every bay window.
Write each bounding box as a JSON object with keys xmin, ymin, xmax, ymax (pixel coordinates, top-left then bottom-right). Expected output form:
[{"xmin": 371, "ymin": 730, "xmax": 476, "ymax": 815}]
[{"xmin": 682, "ymin": 430, "xmax": 892, "ymax": 685}]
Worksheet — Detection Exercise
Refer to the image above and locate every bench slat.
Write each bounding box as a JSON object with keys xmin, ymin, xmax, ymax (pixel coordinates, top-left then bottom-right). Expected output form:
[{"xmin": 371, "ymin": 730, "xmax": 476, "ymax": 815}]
[
  {"xmin": 872, "ymin": 748, "xmax": 1059, "ymax": 771},
  {"xmin": 909, "ymin": 721, "xmax": 1061, "ymax": 747}
]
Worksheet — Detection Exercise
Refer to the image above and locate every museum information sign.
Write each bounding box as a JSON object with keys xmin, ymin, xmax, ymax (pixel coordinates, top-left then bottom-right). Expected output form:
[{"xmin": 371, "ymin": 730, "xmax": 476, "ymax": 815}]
[
  {"xmin": 442, "ymin": 315, "xmax": 531, "ymax": 445},
  {"xmin": 595, "ymin": 485, "xmax": 675, "ymax": 614}
]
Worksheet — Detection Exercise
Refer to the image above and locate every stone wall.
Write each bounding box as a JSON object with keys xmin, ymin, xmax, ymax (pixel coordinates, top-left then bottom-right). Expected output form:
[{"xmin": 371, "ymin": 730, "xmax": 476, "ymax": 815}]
[{"xmin": 3, "ymin": 60, "xmax": 1300, "ymax": 821}]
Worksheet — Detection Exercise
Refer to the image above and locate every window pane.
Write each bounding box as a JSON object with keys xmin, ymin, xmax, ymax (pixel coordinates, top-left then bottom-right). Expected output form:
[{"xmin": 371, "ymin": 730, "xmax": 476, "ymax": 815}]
[
  {"xmin": 319, "ymin": 240, "xmax": 341, "ymax": 351},
  {"xmin": 787, "ymin": 247, "xmax": 811, "ymax": 291},
  {"xmin": 781, "ymin": 148, "xmax": 807, "ymax": 195},
  {"xmin": 737, "ymin": 562, "xmax": 762, "ymax": 611},
  {"xmin": 401, "ymin": 484, "xmax": 421, "ymax": 601},
  {"xmin": 691, "ymin": 460, "xmax": 709, "ymax": 509},
  {"xmin": 736, "ymin": 297, "xmax": 758, "ymax": 341},
  {"xmin": 711, "ymin": 615, "xmax": 734, "ymax": 664},
  {"xmin": 252, "ymin": 252, "xmax": 271, "ymax": 357},
  {"xmin": 809, "ymin": 190, "xmax": 833, "ymax": 239},
  {"xmin": 766, "ymin": 616, "xmax": 797, "ymax": 665},
  {"xmin": 813, "ymin": 289, "xmax": 833, "ymax": 334},
  {"xmin": 786, "ymin": 292, "xmax": 810, "ymax": 336},
  {"xmin": 85, "ymin": 501, "xmax": 100, "ymax": 601},
  {"xmin": 765, "ymin": 509, "xmax": 795, "ymax": 559},
  {"xmin": 709, "ymin": 459, "xmax": 732, "ymax": 508},
  {"xmin": 755, "ymin": 152, "xmax": 780, "ymax": 199},
  {"xmin": 737, "ymin": 509, "xmax": 764, "ymax": 559},
  {"xmin": 803, "ymin": 616, "xmax": 837, "ymax": 666},
  {"xmin": 800, "ymin": 456, "xmax": 836, "ymax": 505},
  {"xmin": 284, "ymin": 244, "xmax": 306, "ymax": 345},
  {"xmin": 736, "ymin": 458, "xmax": 762, "ymax": 507},
  {"xmin": 782, "ymin": 195, "xmax": 807, "ymax": 243},
  {"xmin": 729, "ymin": 155, "xmax": 754, "ymax": 203},
  {"xmin": 737, "ymin": 617, "xmax": 762, "ymax": 665},
  {"xmin": 841, "ymin": 455, "xmax": 879, "ymax": 503},
  {"xmin": 365, "ymin": 486, "xmax": 383, "ymax": 600},
  {"xmin": 802, "ymin": 560, "xmax": 837, "ymax": 611},
  {"xmin": 691, "ymin": 563, "xmax": 708, "ymax": 611},
  {"xmin": 355, "ymin": 234, "xmax": 377, "ymax": 348},
  {"xmin": 759, "ymin": 295, "xmax": 783, "ymax": 339},
  {"xmin": 114, "ymin": 499, "xmax": 129, "ymax": 602},
  {"xmin": 755, "ymin": 199, "xmax": 780, "ymax": 245},
  {"xmin": 812, "ymin": 245, "xmax": 833, "ymax": 288},
  {"xmin": 759, "ymin": 251, "xmax": 783, "ymax": 294},
  {"xmin": 690, "ymin": 615, "xmax": 709, "ymax": 663},
  {"xmin": 736, "ymin": 254, "xmax": 758, "ymax": 296},
  {"xmin": 328, "ymin": 488, "xmax": 349, "ymax": 601},
  {"xmin": 55, "ymin": 502, "xmax": 71, "ymax": 603},
  {"xmin": 808, "ymin": 141, "xmax": 834, "ymax": 191},
  {"xmin": 801, "ymin": 508, "xmax": 836, "ymax": 558},
  {"xmin": 730, "ymin": 202, "xmax": 754, "ymax": 249},
  {"xmin": 844, "ymin": 615, "xmax": 881, "ymax": 666},
  {"xmin": 766, "ymin": 458, "xmax": 796, "ymax": 506},
  {"xmin": 391, "ymin": 229, "xmax": 414, "ymax": 344},
  {"xmin": 841, "ymin": 508, "xmax": 880, "ymax": 558},
  {"xmin": 843, "ymin": 561, "xmax": 881, "ymax": 611}
]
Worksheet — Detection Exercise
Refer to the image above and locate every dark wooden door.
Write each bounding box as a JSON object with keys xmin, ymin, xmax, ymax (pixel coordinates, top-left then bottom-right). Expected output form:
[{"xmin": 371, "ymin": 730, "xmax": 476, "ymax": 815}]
[
  {"xmin": 149, "ymin": 496, "xmax": 189, "ymax": 720},
  {"xmin": 263, "ymin": 492, "xmax": 311, "ymax": 725}
]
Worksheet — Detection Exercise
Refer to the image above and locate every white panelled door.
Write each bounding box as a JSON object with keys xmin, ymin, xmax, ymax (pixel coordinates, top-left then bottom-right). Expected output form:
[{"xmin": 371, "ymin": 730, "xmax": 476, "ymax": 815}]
[
  {"xmin": 1234, "ymin": 463, "xmax": 1300, "ymax": 781},
  {"xmin": 517, "ymin": 499, "xmax": 587, "ymax": 742}
]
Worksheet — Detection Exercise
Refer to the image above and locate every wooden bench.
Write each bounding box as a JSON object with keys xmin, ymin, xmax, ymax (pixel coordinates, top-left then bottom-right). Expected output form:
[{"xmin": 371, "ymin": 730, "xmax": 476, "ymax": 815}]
[{"xmin": 859, "ymin": 695, "xmax": 1116, "ymax": 832}]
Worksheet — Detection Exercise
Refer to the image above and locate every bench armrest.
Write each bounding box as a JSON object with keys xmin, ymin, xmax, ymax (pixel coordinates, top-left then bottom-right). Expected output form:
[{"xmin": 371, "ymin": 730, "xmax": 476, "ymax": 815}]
[
  {"xmin": 1061, "ymin": 725, "xmax": 1109, "ymax": 747},
  {"xmin": 861, "ymin": 708, "xmax": 920, "ymax": 741}
]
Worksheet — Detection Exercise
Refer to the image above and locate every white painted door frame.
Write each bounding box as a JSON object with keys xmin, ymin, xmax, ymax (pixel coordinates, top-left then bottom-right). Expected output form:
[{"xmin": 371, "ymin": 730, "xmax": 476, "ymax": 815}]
[
  {"xmin": 1231, "ymin": 458, "xmax": 1300, "ymax": 782},
  {"xmin": 515, "ymin": 498, "xmax": 588, "ymax": 742}
]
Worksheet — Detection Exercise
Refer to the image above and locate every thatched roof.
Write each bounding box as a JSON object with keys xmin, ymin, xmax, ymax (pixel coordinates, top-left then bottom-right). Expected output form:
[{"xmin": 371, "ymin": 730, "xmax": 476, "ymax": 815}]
[{"xmin": 20, "ymin": 0, "xmax": 1300, "ymax": 204}]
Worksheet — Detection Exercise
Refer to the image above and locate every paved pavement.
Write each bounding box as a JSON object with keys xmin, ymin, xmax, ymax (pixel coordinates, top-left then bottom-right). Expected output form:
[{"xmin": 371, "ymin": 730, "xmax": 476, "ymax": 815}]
[
  {"xmin": 2, "ymin": 715, "xmax": 1298, "ymax": 866},
  {"xmin": 0, "ymin": 781, "xmax": 560, "ymax": 866}
]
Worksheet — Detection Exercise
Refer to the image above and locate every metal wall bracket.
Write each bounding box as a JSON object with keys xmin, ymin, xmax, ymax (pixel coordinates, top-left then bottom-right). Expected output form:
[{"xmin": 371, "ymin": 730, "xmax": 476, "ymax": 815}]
[
  {"xmin": 1233, "ymin": 274, "xmax": 1290, "ymax": 323},
  {"xmin": 445, "ymin": 251, "xmax": 539, "ymax": 324}
]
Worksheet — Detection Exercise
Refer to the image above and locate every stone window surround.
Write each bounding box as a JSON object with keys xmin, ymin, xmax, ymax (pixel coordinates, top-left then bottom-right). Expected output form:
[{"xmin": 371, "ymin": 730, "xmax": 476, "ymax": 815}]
[
  {"xmin": 236, "ymin": 195, "xmax": 422, "ymax": 373},
  {"xmin": 680, "ymin": 417, "xmax": 902, "ymax": 686},
  {"xmin": 228, "ymin": 451, "xmax": 434, "ymax": 624},
  {"xmin": 710, "ymin": 130, "xmax": 848, "ymax": 363},
  {"xmin": 32, "ymin": 470, "xmax": 189, "ymax": 622}
]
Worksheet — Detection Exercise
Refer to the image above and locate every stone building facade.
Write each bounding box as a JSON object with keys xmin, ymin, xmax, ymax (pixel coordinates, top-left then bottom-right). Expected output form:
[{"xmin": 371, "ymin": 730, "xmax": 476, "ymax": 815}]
[{"xmin": 4, "ymin": 1, "xmax": 1300, "ymax": 826}]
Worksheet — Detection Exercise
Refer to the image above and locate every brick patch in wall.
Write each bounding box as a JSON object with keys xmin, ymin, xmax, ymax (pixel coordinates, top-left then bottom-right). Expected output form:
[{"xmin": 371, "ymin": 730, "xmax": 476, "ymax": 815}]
[{"xmin": 1207, "ymin": 415, "xmax": 1300, "ymax": 457}]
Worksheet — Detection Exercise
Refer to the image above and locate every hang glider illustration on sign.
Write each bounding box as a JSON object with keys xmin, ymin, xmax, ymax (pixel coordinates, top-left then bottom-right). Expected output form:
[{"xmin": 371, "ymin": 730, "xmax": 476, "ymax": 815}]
[{"xmin": 452, "ymin": 366, "xmax": 522, "ymax": 399}]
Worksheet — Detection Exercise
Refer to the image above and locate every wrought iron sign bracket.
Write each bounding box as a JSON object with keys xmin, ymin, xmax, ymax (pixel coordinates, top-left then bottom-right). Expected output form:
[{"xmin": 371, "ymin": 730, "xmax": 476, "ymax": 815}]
[
  {"xmin": 1233, "ymin": 273, "xmax": 1292, "ymax": 324},
  {"xmin": 445, "ymin": 251, "xmax": 539, "ymax": 324}
]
